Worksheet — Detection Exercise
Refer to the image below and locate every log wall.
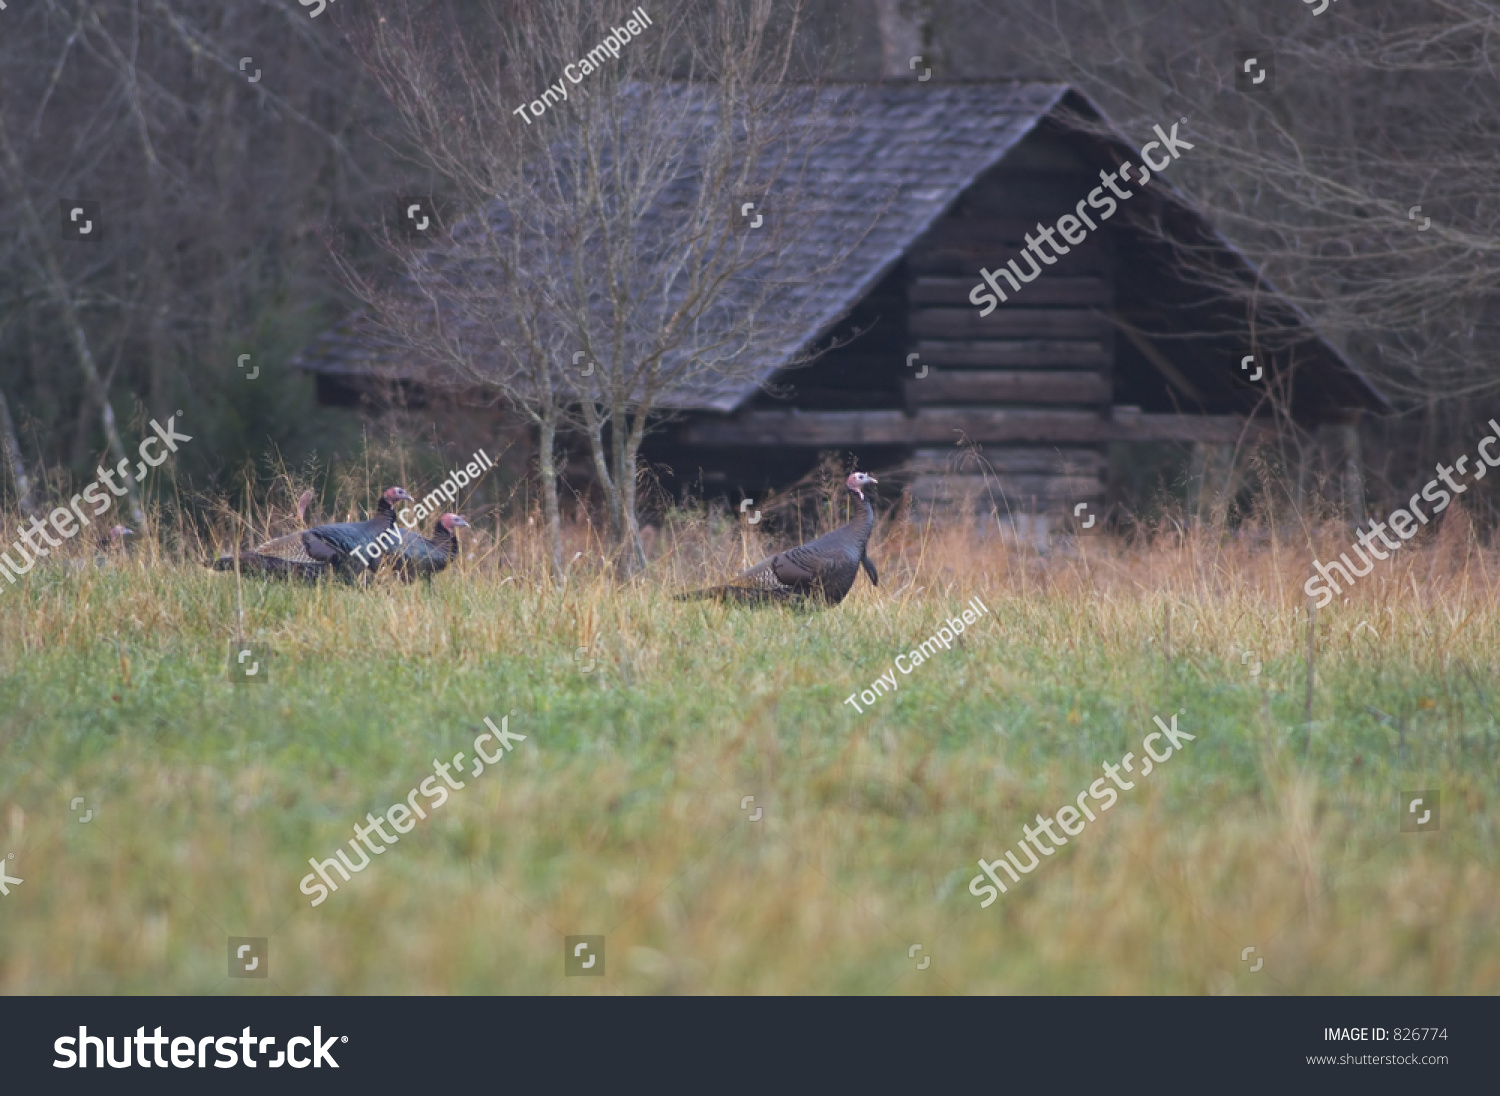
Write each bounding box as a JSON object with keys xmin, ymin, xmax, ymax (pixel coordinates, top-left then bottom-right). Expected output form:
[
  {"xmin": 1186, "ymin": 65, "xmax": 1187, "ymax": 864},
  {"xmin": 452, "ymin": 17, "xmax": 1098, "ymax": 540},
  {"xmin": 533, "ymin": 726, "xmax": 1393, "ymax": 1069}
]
[{"xmin": 897, "ymin": 161, "xmax": 1115, "ymax": 516}]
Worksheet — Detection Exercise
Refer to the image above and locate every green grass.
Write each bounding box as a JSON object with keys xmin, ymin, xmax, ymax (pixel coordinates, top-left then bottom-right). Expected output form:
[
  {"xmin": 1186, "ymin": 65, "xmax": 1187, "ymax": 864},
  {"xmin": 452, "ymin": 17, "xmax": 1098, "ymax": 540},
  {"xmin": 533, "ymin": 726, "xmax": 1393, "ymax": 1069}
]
[{"xmin": 1, "ymin": 512, "xmax": 1498, "ymax": 994}]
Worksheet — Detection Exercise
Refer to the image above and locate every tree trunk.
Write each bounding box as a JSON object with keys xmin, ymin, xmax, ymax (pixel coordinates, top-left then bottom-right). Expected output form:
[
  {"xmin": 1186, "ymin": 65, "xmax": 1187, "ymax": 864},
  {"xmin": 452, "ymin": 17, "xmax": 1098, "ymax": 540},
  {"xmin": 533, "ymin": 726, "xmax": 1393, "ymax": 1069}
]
[
  {"xmin": 0, "ymin": 103, "xmax": 145, "ymax": 527},
  {"xmin": 86, "ymin": 2, "xmax": 175, "ymax": 413},
  {"xmin": 1187, "ymin": 442, "xmax": 1234, "ymax": 527},
  {"xmin": 610, "ymin": 408, "xmax": 634, "ymax": 574},
  {"xmin": 1337, "ymin": 417, "xmax": 1366, "ymax": 525},
  {"xmin": 579, "ymin": 401, "xmax": 624, "ymax": 541},
  {"xmin": 1186, "ymin": 442, "xmax": 1209, "ymax": 523},
  {"xmin": 874, "ymin": 0, "xmax": 933, "ymax": 78},
  {"xmin": 536, "ymin": 413, "xmax": 564, "ymax": 582},
  {"xmin": 576, "ymin": 396, "xmax": 648, "ymax": 575},
  {"xmin": 619, "ymin": 412, "xmax": 649, "ymax": 575},
  {"xmin": 0, "ymin": 388, "xmax": 38, "ymax": 518}
]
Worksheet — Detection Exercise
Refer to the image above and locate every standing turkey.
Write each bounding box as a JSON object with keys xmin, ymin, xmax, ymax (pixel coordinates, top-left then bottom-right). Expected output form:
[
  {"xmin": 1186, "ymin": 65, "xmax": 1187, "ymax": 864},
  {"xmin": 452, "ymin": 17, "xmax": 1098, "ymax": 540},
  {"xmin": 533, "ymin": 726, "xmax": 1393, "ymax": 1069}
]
[
  {"xmin": 207, "ymin": 486, "xmax": 413, "ymax": 582},
  {"xmin": 57, "ymin": 524, "xmax": 133, "ymax": 572},
  {"xmin": 389, "ymin": 513, "xmax": 469, "ymax": 581},
  {"xmin": 678, "ymin": 472, "xmax": 879, "ymax": 605}
]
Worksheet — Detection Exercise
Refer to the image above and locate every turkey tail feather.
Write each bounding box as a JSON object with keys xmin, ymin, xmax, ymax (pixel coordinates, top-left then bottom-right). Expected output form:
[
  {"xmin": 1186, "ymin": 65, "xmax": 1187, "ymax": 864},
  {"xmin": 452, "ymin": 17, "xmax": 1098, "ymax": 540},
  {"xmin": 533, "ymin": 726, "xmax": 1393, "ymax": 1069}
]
[{"xmin": 206, "ymin": 553, "xmax": 330, "ymax": 581}]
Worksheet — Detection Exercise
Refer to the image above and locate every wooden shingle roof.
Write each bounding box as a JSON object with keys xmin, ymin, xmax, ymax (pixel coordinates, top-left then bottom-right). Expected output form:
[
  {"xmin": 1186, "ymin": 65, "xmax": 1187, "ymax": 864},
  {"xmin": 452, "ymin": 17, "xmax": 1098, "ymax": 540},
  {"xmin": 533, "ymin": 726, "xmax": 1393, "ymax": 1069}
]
[{"xmin": 293, "ymin": 80, "xmax": 1389, "ymax": 418}]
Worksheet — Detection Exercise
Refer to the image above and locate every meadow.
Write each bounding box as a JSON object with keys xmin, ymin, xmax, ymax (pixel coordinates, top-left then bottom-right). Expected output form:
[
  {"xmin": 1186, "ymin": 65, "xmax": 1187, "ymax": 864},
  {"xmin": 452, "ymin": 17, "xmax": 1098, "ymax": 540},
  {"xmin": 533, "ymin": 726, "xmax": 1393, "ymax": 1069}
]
[{"xmin": 1, "ymin": 496, "xmax": 1497, "ymax": 995}]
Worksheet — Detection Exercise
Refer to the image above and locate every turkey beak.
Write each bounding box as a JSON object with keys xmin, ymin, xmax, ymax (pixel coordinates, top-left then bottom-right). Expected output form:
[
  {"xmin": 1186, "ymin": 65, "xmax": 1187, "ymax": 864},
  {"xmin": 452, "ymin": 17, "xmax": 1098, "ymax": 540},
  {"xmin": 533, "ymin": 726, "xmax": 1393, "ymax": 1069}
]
[{"xmin": 452, "ymin": 516, "xmax": 471, "ymax": 528}]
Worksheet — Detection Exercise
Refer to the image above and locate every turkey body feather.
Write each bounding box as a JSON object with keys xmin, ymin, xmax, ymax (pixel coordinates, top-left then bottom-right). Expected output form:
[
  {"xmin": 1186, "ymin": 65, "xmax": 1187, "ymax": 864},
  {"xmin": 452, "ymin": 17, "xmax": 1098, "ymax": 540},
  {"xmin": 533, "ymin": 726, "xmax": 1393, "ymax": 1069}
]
[
  {"xmin": 678, "ymin": 473, "xmax": 880, "ymax": 607},
  {"xmin": 206, "ymin": 487, "xmax": 412, "ymax": 582},
  {"xmin": 390, "ymin": 514, "xmax": 468, "ymax": 581}
]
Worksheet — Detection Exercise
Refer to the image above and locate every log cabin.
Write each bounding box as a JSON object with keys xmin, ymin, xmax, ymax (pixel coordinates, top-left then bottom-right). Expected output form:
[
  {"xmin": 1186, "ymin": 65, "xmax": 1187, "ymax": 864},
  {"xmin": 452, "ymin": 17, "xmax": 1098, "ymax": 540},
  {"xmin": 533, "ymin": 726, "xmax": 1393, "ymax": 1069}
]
[{"xmin": 294, "ymin": 81, "xmax": 1390, "ymax": 531}]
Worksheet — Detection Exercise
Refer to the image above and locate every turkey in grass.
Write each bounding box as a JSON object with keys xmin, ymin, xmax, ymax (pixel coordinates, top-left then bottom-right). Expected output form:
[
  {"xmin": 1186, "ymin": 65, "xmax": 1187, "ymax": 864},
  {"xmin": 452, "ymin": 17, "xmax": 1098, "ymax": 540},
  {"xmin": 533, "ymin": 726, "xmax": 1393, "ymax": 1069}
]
[
  {"xmin": 390, "ymin": 513, "xmax": 470, "ymax": 581},
  {"xmin": 55, "ymin": 524, "xmax": 134, "ymax": 572},
  {"xmin": 206, "ymin": 486, "xmax": 413, "ymax": 581},
  {"xmin": 678, "ymin": 472, "xmax": 880, "ymax": 605}
]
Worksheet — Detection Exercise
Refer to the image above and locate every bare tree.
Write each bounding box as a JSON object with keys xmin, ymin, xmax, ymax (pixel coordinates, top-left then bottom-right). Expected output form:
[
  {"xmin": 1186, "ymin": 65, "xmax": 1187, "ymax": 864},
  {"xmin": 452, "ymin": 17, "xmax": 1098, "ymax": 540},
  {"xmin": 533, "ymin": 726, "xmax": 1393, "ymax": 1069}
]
[
  {"xmin": 351, "ymin": 0, "xmax": 873, "ymax": 575},
  {"xmin": 0, "ymin": 100, "xmax": 147, "ymax": 526},
  {"xmin": 948, "ymin": 0, "xmax": 1500, "ymax": 508},
  {"xmin": 0, "ymin": 0, "xmax": 387, "ymax": 514},
  {"xmin": 336, "ymin": 247, "xmax": 577, "ymax": 580}
]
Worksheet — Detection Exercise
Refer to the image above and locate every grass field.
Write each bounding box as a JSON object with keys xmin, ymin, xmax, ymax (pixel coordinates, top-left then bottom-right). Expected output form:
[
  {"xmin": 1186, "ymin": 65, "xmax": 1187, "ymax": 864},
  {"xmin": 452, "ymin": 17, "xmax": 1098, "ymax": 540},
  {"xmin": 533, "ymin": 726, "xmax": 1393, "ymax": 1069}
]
[{"xmin": 1, "ymin": 500, "xmax": 1498, "ymax": 995}]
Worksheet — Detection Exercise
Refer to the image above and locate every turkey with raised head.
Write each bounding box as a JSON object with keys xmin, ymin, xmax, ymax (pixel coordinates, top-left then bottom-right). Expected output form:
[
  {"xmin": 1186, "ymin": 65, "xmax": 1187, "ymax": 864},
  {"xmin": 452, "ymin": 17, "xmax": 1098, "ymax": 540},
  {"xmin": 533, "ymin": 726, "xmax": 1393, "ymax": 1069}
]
[
  {"xmin": 207, "ymin": 486, "xmax": 413, "ymax": 582},
  {"xmin": 390, "ymin": 513, "xmax": 469, "ymax": 582},
  {"xmin": 678, "ymin": 472, "xmax": 879, "ymax": 606},
  {"xmin": 54, "ymin": 524, "xmax": 134, "ymax": 572}
]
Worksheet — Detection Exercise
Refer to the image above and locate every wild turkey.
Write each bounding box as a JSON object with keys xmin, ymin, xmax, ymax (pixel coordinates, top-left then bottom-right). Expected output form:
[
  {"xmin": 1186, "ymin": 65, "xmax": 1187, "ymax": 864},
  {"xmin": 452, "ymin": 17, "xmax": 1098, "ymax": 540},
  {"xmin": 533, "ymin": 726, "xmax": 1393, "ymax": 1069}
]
[
  {"xmin": 55, "ymin": 524, "xmax": 133, "ymax": 572},
  {"xmin": 678, "ymin": 472, "xmax": 879, "ymax": 605},
  {"xmin": 207, "ymin": 486, "xmax": 413, "ymax": 582},
  {"xmin": 389, "ymin": 513, "xmax": 469, "ymax": 581},
  {"xmin": 98, "ymin": 524, "xmax": 133, "ymax": 564}
]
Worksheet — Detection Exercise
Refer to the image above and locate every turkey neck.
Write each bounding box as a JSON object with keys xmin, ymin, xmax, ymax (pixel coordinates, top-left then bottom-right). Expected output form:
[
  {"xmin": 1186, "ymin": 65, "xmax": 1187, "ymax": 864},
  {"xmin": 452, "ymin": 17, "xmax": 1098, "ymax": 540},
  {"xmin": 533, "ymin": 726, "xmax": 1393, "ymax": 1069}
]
[
  {"xmin": 372, "ymin": 497, "xmax": 400, "ymax": 530},
  {"xmin": 849, "ymin": 488, "xmax": 875, "ymax": 550}
]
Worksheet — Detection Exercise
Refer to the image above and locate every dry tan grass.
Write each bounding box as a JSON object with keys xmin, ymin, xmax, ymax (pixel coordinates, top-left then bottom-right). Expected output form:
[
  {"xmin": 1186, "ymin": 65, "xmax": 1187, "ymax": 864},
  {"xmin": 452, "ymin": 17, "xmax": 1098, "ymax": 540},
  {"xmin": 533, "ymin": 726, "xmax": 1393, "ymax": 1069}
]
[{"xmin": 0, "ymin": 495, "xmax": 1497, "ymax": 994}]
